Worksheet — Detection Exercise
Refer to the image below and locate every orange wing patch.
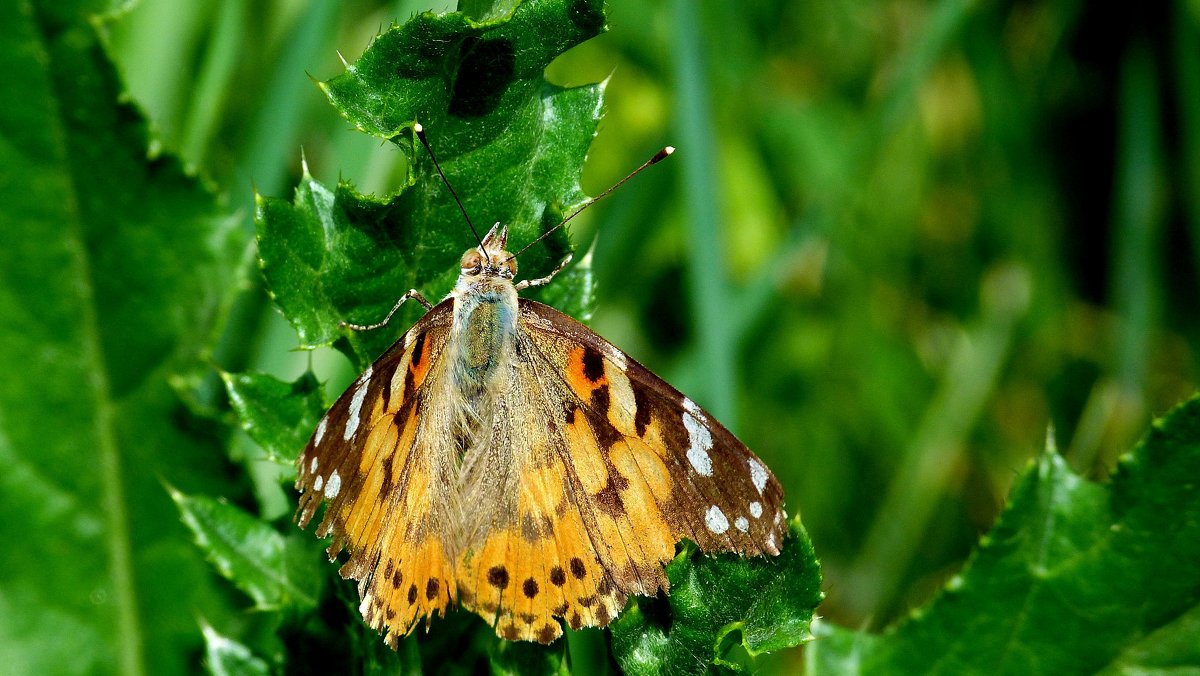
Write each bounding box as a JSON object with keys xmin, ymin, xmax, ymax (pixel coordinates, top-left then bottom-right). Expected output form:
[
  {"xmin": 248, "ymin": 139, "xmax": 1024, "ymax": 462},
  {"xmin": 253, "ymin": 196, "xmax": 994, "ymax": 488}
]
[{"xmin": 439, "ymin": 339, "xmax": 682, "ymax": 644}]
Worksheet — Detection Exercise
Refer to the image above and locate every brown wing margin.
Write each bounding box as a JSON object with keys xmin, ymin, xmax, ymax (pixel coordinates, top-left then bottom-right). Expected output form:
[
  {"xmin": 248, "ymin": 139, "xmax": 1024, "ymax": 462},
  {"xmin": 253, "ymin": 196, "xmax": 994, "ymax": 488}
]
[{"xmin": 518, "ymin": 299, "xmax": 788, "ymax": 557}]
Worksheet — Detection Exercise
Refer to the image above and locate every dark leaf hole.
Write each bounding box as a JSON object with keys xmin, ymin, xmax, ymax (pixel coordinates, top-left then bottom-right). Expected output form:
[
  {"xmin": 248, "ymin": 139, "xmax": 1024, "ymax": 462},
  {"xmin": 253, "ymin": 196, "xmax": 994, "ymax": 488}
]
[
  {"xmin": 636, "ymin": 589, "xmax": 674, "ymax": 637},
  {"xmin": 569, "ymin": 0, "xmax": 605, "ymax": 33},
  {"xmin": 449, "ymin": 36, "xmax": 516, "ymax": 117}
]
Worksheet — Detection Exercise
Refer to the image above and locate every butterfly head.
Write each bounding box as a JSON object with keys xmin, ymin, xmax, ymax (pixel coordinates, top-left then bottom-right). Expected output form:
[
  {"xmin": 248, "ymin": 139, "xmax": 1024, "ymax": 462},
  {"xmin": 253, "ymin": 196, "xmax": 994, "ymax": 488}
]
[{"xmin": 460, "ymin": 222, "xmax": 517, "ymax": 280}]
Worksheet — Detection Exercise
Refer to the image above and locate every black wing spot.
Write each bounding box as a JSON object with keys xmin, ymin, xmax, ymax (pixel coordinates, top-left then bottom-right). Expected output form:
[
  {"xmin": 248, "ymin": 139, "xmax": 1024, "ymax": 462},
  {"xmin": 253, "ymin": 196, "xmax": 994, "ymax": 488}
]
[
  {"xmin": 582, "ymin": 346, "xmax": 605, "ymax": 383},
  {"xmin": 380, "ymin": 361, "xmax": 398, "ymax": 411},
  {"xmin": 631, "ymin": 380, "xmax": 653, "ymax": 437},
  {"xmin": 523, "ymin": 577, "xmax": 539, "ymax": 599},
  {"xmin": 488, "ymin": 565, "xmax": 510, "ymax": 589},
  {"xmin": 411, "ymin": 331, "xmax": 427, "ymax": 366},
  {"xmin": 569, "ymin": 557, "xmax": 586, "ymax": 580}
]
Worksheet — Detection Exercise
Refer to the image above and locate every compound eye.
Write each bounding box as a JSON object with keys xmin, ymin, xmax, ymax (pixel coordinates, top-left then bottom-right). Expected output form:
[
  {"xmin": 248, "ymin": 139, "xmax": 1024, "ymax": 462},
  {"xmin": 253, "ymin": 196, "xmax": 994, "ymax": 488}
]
[{"xmin": 461, "ymin": 250, "xmax": 484, "ymax": 273}]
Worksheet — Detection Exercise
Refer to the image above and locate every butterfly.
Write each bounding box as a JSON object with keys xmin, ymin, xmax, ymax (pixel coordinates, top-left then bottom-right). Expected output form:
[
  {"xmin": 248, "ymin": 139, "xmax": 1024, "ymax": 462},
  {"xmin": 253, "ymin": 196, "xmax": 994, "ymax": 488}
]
[{"xmin": 294, "ymin": 126, "xmax": 787, "ymax": 646}]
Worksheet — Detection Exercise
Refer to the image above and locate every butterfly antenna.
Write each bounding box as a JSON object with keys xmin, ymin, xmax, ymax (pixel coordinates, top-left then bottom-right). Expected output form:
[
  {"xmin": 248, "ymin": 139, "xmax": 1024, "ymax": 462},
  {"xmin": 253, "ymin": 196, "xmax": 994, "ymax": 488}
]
[
  {"xmin": 414, "ymin": 123, "xmax": 487, "ymax": 256},
  {"xmin": 507, "ymin": 146, "xmax": 675, "ymax": 262}
]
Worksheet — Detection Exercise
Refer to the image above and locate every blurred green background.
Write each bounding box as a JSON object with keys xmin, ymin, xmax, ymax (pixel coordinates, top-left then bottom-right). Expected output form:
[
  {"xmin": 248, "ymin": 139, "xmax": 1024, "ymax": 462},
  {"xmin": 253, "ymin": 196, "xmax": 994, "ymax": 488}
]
[{"xmin": 104, "ymin": 0, "xmax": 1199, "ymax": 669}]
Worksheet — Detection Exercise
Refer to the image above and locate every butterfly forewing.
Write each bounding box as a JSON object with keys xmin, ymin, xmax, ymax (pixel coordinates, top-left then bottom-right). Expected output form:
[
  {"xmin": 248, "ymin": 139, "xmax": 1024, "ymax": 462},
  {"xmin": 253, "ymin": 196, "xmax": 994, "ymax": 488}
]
[{"xmin": 519, "ymin": 300, "xmax": 788, "ymax": 557}]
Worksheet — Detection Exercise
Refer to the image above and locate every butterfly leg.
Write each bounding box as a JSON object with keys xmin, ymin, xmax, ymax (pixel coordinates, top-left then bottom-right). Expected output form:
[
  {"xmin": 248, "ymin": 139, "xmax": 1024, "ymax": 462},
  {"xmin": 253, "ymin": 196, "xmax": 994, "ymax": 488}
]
[
  {"xmin": 340, "ymin": 289, "xmax": 433, "ymax": 331},
  {"xmin": 515, "ymin": 253, "xmax": 573, "ymax": 291}
]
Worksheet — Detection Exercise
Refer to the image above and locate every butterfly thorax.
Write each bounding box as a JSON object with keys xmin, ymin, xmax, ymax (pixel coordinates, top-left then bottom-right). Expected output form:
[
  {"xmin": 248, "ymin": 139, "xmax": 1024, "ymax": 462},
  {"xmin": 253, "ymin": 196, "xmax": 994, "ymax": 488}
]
[
  {"xmin": 443, "ymin": 224, "xmax": 521, "ymax": 448},
  {"xmin": 449, "ymin": 276, "xmax": 518, "ymax": 396}
]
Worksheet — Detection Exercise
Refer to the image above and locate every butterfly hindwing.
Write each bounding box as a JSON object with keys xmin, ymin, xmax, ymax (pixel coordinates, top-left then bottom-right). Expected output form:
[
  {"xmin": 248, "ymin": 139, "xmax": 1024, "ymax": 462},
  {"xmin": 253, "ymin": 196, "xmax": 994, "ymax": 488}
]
[
  {"xmin": 296, "ymin": 299, "xmax": 459, "ymax": 646},
  {"xmin": 450, "ymin": 340, "xmax": 640, "ymax": 642}
]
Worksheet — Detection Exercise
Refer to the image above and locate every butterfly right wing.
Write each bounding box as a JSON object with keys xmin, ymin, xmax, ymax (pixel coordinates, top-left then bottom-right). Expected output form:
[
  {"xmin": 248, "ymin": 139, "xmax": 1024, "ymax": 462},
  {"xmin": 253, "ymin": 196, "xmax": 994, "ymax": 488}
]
[
  {"xmin": 519, "ymin": 300, "xmax": 788, "ymax": 557},
  {"xmin": 295, "ymin": 298, "xmax": 459, "ymax": 647}
]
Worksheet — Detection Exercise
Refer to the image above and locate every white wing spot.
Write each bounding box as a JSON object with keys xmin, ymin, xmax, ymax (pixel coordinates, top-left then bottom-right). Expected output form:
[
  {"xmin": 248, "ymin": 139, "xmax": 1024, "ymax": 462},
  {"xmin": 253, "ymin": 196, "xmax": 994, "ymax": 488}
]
[
  {"xmin": 604, "ymin": 344, "xmax": 627, "ymax": 371},
  {"xmin": 749, "ymin": 501, "xmax": 763, "ymax": 518},
  {"xmin": 682, "ymin": 397, "xmax": 702, "ymax": 417},
  {"xmin": 310, "ymin": 455, "xmax": 319, "ymax": 474},
  {"xmin": 735, "ymin": 516, "xmax": 749, "ymax": 532},
  {"xmin": 748, "ymin": 458, "xmax": 768, "ymax": 494},
  {"xmin": 314, "ymin": 475, "xmax": 324, "ymax": 492},
  {"xmin": 344, "ymin": 366, "xmax": 373, "ymax": 440},
  {"xmin": 705, "ymin": 505, "xmax": 729, "ymax": 534},
  {"xmin": 315, "ymin": 417, "xmax": 328, "ymax": 446},
  {"xmin": 767, "ymin": 532, "xmax": 777, "ymax": 550},
  {"xmin": 325, "ymin": 470, "xmax": 342, "ymax": 499},
  {"xmin": 683, "ymin": 411, "xmax": 713, "ymax": 476}
]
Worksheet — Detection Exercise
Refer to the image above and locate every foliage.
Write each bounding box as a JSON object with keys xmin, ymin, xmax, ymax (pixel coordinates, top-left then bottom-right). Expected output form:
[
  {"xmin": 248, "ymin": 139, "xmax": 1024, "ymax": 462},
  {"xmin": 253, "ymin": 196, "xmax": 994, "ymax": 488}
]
[
  {"xmin": 4, "ymin": 0, "xmax": 1200, "ymax": 673},
  {"xmin": 611, "ymin": 520, "xmax": 822, "ymax": 674},
  {"xmin": 257, "ymin": 0, "xmax": 606, "ymax": 367},
  {"xmin": 0, "ymin": 2, "xmax": 243, "ymax": 674},
  {"xmin": 807, "ymin": 396, "xmax": 1200, "ymax": 675}
]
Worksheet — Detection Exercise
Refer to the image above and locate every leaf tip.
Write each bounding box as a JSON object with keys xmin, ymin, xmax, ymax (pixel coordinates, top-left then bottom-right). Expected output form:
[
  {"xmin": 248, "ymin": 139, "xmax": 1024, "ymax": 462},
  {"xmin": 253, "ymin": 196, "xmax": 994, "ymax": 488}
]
[
  {"xmin": 161, "ymin": 477, "xmax": 185, "ymax": 504},
  {"xmin": 1044, "ymin": 422, "xmax": 1058, "ymax": 455}
]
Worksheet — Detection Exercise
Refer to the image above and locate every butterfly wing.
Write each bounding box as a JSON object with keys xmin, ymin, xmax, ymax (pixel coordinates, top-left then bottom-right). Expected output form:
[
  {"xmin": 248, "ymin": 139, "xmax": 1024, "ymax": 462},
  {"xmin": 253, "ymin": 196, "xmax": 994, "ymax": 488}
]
[
  {"xmin": 452, "ymin": 299, "xmax": 787, "ymax": 643},
  {"xmin": 520, "ymin": 299, "xmax": 788, "ymax": 555},
  {"xmin": 295, "ymin": 299, "xmax": 460, "ymax": 647}
]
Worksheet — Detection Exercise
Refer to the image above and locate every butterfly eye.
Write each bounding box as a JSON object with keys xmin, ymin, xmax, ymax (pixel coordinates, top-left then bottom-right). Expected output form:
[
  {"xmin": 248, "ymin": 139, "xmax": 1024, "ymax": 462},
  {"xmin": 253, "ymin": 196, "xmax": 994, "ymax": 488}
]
[{"xmin": 460, "ymin": 250, "xmax": 484, "ymax": 274}]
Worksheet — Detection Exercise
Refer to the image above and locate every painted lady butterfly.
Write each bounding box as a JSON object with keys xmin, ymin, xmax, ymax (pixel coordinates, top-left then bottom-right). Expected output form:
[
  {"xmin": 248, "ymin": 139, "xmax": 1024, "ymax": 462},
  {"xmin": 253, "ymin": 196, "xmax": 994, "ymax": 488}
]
[{"xmin": 294, "ymin": 126, "xmax": 786, "ymax": 645}]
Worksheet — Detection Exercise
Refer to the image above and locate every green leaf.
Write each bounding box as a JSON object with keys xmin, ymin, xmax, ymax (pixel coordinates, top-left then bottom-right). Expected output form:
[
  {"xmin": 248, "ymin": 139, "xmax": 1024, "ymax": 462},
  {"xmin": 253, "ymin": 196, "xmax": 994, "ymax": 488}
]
[
  {"xmin": 201, "ymin": 621, "xmax": 272, "ymax": 676},
  {"xmin": 610, "ymin": 520, "xmax": 823, "ymax": 674},
  {"xmin": 807, "ymin": 396, "xmax": 1200, "ymax": 675},
  {"xmin": 1098, "ymin": 605, "xmax": 1200, "ymax": 675},
  {"xmin": 172, "ymin": 487, "xmax": 322, "ymax": 613},
  {"xmin": 0, "ymin": 3, "xmax": 243, "ymax": 675},
  {"xmin": 255, "ymin": 0, "xmax": 606, "ymax": 367},
  {"xmin": 534, "ymin": 240, "xmax": 598, "ymax": 325},
  {"xmin": 322, "ymin": 0, "xmax": 604, "ymax": 141},
  {"xmin": 222, "ymin": 371, "xmax": 325, "ymax": 463}
]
